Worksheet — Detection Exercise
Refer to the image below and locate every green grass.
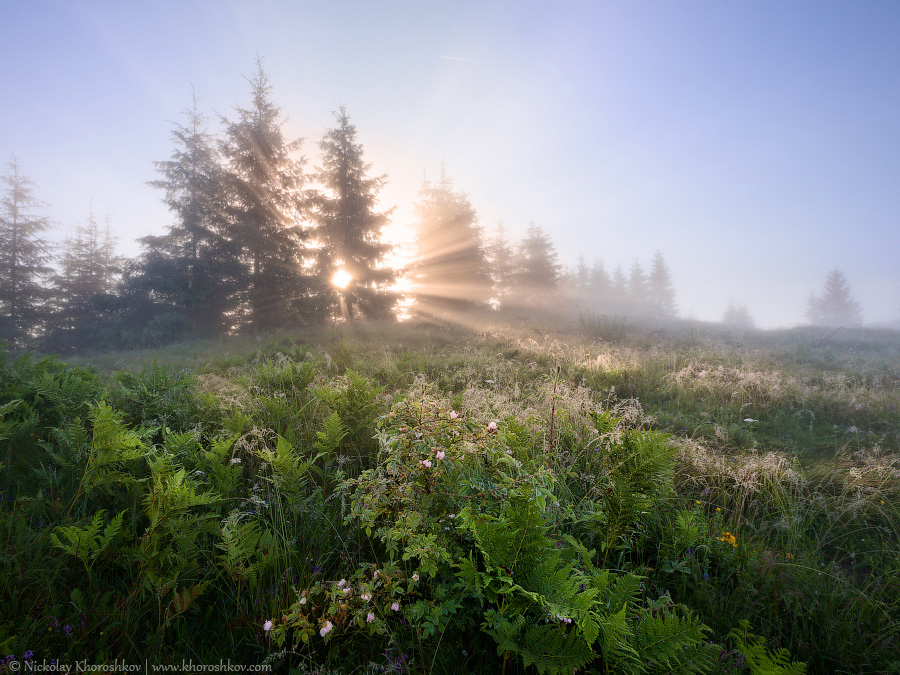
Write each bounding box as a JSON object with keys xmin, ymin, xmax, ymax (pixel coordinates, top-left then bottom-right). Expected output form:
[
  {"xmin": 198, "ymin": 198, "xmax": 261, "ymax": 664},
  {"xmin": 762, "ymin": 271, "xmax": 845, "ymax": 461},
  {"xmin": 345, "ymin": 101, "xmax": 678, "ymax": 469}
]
[{"xmin": 1, "ymin": 317, "xmax": 898, "ymax": 673}]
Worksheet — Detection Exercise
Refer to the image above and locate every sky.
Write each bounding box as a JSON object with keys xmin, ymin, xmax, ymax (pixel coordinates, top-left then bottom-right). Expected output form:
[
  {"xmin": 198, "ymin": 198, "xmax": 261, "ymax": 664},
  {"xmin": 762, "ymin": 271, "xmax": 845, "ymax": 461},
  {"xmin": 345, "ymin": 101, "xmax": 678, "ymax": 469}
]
[{"xmin": 2, "ymin": 0, "xmax": 899, "ymax": 328}]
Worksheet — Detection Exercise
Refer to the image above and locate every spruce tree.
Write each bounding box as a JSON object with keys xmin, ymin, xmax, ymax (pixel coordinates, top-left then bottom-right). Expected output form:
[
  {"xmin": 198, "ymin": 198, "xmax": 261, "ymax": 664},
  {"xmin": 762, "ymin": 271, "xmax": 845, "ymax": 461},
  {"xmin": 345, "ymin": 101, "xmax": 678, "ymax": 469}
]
[
  {"xmin": 571, "ymin": 255, "xmax": 591, "ymax": 310},
  {"xmin": 806, "ymin": 269, "xmax": 863, "ymax": 327},
  {"xmin": 647, "ymin": 250, "xmax": 677, "ymax": 320},
  {"xmin": 0, "ymin": 155, "xmax": 53, "ymax": 347},
  {"xmin": 486, "ymin": 221, "xmax": 516, "ymax": 310},
  {"xmin": 220, "ymin": 59, "xmax": 312, "ymax": 331},
  {"xmin": 509, "ymin": 222, "xmax": 561, "ymax": 311},
  {"xmin": 628, "ymin": 259, "xmax": 648, "ymax": 317},
  {"xmin": 588, "ymin": 259, "xmax": 612, "ymax": 313},
  {"xmin": 145, "ymin": 94, "xmax": 243, "ymax": 337},
  {"xmin": 413, "ymin": 170, "xmax": 491, "ymax": 317},
  {"xmin": 723, "ymin": 300, "xmax": 755, "ymax": 330},
  {"xmin": 45, "ymin": 206, "xmax": 122, "ymax": 350},
  {"xmin": 315, "ymin": 106, "xmax": 397, "ymax": 321}
]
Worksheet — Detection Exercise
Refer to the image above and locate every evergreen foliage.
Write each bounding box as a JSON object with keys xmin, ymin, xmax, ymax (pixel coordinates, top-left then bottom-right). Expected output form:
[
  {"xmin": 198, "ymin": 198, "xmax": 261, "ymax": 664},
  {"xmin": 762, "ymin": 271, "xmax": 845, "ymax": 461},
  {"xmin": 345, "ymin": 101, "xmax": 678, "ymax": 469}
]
[
  {"xmin": 413, "ymin": 170, "xmax": 492, "ymax": 317},
  {"xmin": 647, "ymin": 251, "xmax": 677, "ymax": 320},
  {"xmin": 314, "ymin": 106, "xmax": 397, "ymax": 321},
  {"xmin": 628, "ymin": 260, "xmax": 649, "ymax": 317},
  {"xmin": 219, "ymin": 59, "xmax": 314, "ymax": 331},
  {"xmin": 723, "ymin": 300, "xmax": 755, "ymax": 330},
  {"xmin": 486, "ymin": 222, "xmax": 517, "ymax": 309},
  {"xmin": 0, "ymin": 155, "xmax": 53, "ymax": 347},
  {"xmin": 509, "ymin": 222, "xmax": 561, "ymax": 311},
  {"xmin": 45, "ymin": 207, "xmax": 122, "ymax": 352},
  {"xmin": 805, "ymin": 268, "xmax": 863, "ymax": 327},
  {"xmin": 143, "ymin": 95, "xmax": 243, "ymax": 337}
]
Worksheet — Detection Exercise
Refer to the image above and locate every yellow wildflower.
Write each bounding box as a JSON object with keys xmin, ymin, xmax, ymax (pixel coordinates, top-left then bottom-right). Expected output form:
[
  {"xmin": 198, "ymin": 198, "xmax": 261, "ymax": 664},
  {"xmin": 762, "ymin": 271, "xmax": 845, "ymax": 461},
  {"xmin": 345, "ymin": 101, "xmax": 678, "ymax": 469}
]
[{"xmin": 717, "ymin": 531, "xmax": 737, "ymax": 547}]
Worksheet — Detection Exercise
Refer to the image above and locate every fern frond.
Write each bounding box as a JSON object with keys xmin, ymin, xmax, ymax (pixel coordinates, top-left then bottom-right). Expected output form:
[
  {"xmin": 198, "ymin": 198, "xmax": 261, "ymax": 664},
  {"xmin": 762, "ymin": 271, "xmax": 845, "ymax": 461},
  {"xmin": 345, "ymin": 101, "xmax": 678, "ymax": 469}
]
[
  {"xmin": 633, "ymin": 610, "xmax": 713, "ymax": 674},
  {"xmin": 730, "ymin": 620, "xmax": 807, "ymax": 675},
  {"xmin": 314, "ymin": 411, "xmax": 346, "ymax": 455},
  {"xmin": 486, "ymin": 616, "xmax": 594, "ymax": 675}
]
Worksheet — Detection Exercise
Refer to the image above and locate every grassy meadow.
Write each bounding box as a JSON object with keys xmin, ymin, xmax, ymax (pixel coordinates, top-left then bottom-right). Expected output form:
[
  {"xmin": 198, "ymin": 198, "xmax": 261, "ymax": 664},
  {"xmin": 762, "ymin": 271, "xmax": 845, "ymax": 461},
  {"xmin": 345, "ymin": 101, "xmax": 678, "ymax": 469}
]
[{"xmin": 1, "ymin": 316, "xmax": 898, "ymax": 674}]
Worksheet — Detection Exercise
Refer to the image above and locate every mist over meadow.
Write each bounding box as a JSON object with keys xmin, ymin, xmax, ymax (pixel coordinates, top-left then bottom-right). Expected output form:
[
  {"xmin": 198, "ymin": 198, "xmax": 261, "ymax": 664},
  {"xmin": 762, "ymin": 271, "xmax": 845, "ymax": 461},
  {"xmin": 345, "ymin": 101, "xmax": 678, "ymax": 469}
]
[{"xmin": 1, "ymin": 57, "xmax": 893, "ymax": 352}]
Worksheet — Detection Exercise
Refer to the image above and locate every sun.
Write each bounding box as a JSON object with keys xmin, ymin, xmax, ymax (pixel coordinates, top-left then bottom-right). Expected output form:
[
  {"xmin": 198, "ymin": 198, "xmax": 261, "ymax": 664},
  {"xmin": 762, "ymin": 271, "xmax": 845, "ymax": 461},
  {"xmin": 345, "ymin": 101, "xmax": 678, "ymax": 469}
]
[{"xmin": 331, "ymin": 267, "xmax": 353, "ymax": 290}]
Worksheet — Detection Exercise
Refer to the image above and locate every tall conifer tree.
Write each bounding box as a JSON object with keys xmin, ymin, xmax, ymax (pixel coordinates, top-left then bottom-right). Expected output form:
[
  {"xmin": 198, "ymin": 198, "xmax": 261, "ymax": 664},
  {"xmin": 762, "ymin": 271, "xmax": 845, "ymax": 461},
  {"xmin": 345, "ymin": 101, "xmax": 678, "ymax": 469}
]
[
  {"xmin": 806, "ymin": 269, "xmax": 863, "ymax": 326},
  {"xmin": 509, "ymin": 222, "xmax": 561, "ymax": 311},
  {"xmin": 145, "ymin": 94, "xmax": 242, "ymax": 336},
  {"xmin": 220, "ymin": 59, "xmax": 312, "ymax": 330},
  {"xmin": 628, "ymin": 260, "xmax": 648, "ymax": 317},
  {"xmin": 0, "ymin": 155, "xmax": 53, "ymax": 346},
  {"xmin": 486, "ymin": 222, "xmax": 516, "ymax": 309},
  {"xmin": 611, "ymin": 264, "xmax": 629, "ymax": 314},
  {"xmin": 588, "ymin": 259, "xmax": 612, "ymax": 313},
  {"xmin": 315, "ymin": 107, "xmax": 396, "ymax": 321},
  {"xmin": 414, "ymin": 170, "xmax": 491, "ymax": 317},
  {"xmin": 45, "ymin": 206, "xmax": 121, "ymax": 350},
  {"xmin": 647, "ymin": 250, "xmax": 677, "ymax": 320}
]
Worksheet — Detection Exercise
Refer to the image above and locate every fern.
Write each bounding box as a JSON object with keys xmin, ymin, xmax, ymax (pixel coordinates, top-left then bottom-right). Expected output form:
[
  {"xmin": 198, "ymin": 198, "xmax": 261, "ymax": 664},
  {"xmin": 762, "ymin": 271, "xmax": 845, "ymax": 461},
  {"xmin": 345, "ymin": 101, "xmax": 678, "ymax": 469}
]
[
  {"xmin": 51, "ymin": 509, "xmax": 125, "ymax": 585},
  {"xmin": 138, "ymin": 452, "xmax": 221, "ymax": 601},
  {"xmin": 164, "ymin": 581, "xmax": 209, "ymax": 624},
  {"xmin": 76, "ymin": 401, "xmax": 147, "ymax": 501},
  {"xmin": 730, "ymin": 620, "xmax": 807, "ymax": 675},
  {"xmin": 633, "ymin": 610, "xmax": 715, "ymax": 674},
  {"xmin": 143, "ymin": 455, "xmax": 220, "ymax": 529},
  {"xmin": 485, "ymin": 615, "xmax": 594, "ymax": 675},
  {"xmin": 202, "ymin": 435, "xmax": 240, "ymax": 499},
  {"xmin": 217, "ymin": 520, "xmax": 276, "ymax": 593},
  {"xmin": 314, "ymin": 410, "xmax": 346, "ymax": 456}
]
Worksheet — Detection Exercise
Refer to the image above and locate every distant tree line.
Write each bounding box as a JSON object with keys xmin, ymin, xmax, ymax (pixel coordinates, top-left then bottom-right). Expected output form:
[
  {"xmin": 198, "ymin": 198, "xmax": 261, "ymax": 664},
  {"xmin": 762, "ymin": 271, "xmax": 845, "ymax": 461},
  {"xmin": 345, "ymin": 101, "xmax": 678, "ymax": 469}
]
[{"xmin": 0, "ymin": 60, "xmax": 876, "ymax": 352}]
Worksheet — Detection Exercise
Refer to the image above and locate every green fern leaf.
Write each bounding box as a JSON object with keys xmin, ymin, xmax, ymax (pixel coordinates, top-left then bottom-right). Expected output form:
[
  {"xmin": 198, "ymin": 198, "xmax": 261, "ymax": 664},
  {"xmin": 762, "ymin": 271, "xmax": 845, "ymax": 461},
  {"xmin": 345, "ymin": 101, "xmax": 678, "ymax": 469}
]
[{"xmin": 730, "ymin": 620, "xmax": 807, "ymax": 675}]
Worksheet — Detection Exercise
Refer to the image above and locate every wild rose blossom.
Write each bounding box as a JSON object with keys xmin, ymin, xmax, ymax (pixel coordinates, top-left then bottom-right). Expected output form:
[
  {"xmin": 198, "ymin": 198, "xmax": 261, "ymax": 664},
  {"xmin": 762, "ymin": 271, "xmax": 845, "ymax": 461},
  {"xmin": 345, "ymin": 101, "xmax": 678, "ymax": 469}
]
[
  {"xmin": 367, "ymin": 612, "xmax": 375, "ymax": 623},
  {"xmin": 449, "ymin": 411, "xmax": 458, "ymax": 419},
  {"xmin": 487, "ymin": 421, "xmax": 498, "ymax": 432},
  {"xmin": 391, "ymin": 602, "xmax": 400, "ymax": 611},
  {"xmin": 320, "ymin": 620, "xmax": 333, "ymax": 637},
  {"xmin": 263, "ymin": 620, "xmax": 273, "ymax": 632},
  {"xmin": 435, "ymin": 450, "xmax": 445, "ymax": 460}
]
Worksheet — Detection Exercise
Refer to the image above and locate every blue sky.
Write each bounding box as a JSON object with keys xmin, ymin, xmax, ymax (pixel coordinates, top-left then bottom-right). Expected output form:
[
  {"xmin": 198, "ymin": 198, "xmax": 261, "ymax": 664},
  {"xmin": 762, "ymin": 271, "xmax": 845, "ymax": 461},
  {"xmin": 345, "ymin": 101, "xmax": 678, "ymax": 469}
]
[{"xmin": 3, "ymin": 0, "xmax": 899, "ymax": 327}]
